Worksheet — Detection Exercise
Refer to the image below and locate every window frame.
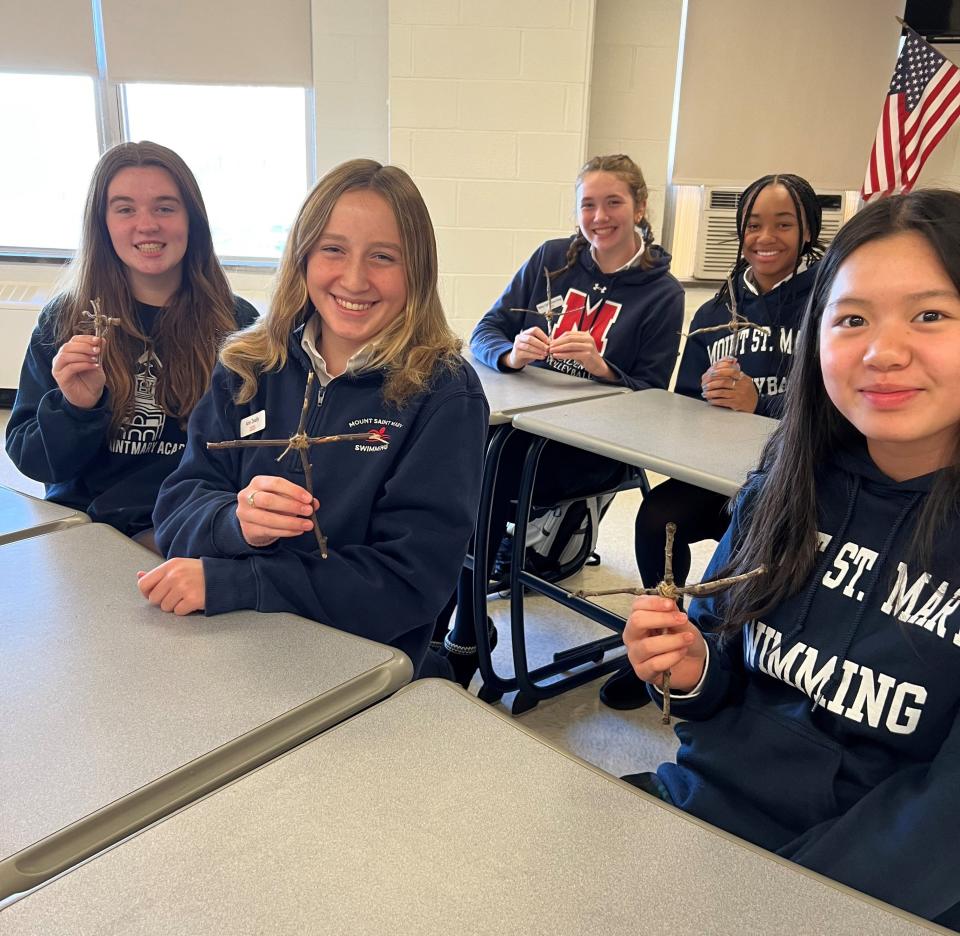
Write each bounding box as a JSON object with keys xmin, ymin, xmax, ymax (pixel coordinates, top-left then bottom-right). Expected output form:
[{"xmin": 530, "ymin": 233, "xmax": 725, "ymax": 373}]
[{"xmin": 0, "ymin": 71, "xmax": 315, "ymax": 267}]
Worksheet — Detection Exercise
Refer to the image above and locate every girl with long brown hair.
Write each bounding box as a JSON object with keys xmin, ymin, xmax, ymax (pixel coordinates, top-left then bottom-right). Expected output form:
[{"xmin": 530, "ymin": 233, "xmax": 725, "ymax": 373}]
[
  {"xmin": 139, "ymin": 159, "xmax": 488, "ymax": 677},
  {"xmin": 622, "ymin": 189, "xmax": 960, "ymax": 929},
  {"xmin": 5, "ymin": 141, "xmax": 256, "ymax": 542}
]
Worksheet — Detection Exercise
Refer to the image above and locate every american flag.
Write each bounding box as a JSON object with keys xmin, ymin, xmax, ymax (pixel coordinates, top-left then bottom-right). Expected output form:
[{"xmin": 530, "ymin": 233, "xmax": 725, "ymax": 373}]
[{"xmin": 862, "ymin": 27, "xmax": 960, "ymax": 201}]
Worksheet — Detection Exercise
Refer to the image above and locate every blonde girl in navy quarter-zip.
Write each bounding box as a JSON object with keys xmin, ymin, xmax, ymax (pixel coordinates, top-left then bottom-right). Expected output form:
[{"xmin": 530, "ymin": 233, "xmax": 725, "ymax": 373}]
[
  {"xmin": 621, "ymin": 189, "xmax": 960, "ymax": 932},
  {"xmin": 139, "ymin": 159, "xmax": 488, "ymax": 677}
]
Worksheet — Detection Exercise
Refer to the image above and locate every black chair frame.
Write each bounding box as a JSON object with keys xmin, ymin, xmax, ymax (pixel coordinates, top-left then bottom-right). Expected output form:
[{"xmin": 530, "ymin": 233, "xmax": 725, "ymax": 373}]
[{"xmin": 471, "ymin": 426, "xmax": 649, "ymax": 715}]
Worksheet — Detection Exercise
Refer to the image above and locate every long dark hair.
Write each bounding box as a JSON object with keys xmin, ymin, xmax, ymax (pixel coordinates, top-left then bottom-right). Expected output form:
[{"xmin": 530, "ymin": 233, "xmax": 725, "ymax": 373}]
[
  {"xmin": 719, "ymin": 189, "xmax": 960, "ymax": 636},
  {"xmin": 715, "ymin": 173, "xmax": 824, "ymax": 309},
  {"xmin": 548, "ymin": 153, "xmax": 657, "ymax": 280},
  {"xmin": 58, "ymin": 141, "xmax": 237, "ymax": 432}
]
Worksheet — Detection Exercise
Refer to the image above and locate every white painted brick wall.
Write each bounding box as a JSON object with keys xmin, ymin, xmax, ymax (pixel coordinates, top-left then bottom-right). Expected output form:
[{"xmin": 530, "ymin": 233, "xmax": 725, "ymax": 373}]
[
  {"xmin": 586, "ymin": 0, "xmax": 682, "ymax": 254},
  {"xmin": 389, "ymin": 0, "xmax": 595, "ymax": 333},
  {"xmin": 313, "ymin": 0, "xmax": 389, "ymax": 173}
]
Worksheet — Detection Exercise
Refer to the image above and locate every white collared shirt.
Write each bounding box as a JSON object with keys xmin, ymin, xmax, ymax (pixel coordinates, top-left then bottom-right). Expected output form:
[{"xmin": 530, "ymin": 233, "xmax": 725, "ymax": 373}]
[
  {"xmin": 742, "ymin": 256, "xmax": 812, "ymax": 296},
  {"xmin": 300, "ymin": 315, "xmax": 374, "ymax": 386},
  {"xmin": 590, "ymin": 233, "xmax": 646, "ymax": 274}
]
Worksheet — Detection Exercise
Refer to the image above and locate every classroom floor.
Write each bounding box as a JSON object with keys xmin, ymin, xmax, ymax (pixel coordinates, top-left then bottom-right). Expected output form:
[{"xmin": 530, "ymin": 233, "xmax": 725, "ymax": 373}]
[{"xmin": 0, "ymin": 411, "xmax": 715, "ymax": 783}]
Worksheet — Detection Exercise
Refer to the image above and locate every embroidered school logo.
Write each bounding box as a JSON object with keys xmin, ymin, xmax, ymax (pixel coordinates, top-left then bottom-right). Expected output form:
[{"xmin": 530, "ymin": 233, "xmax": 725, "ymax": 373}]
[
  {"xmin": 553, "ymin": 288, "xmax": 622, "ymax": 355},
  {"xmin": 348, "ymin": 417, "xmax": 400, "ymax": 453},
  {"xmin": 109, "ymin": 350, "xmax": 169, "ymax": 455}
]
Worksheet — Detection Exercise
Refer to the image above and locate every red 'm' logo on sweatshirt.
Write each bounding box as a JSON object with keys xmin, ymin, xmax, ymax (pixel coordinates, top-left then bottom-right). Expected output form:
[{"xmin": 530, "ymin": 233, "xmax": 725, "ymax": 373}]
[{"xmin": 553, "ymin": 289, "xmax": 621, "ymax": 355}]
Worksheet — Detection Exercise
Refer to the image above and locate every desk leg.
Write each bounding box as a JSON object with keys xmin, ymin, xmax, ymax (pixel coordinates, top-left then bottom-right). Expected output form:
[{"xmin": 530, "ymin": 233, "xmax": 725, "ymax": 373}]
[
  {"xmin": 509, "ymin": 435, "xmax": 631, "ymax": 714},
  {"xmin": 473, "ymin": 424, "xmax": 519, "ymax": 702}
]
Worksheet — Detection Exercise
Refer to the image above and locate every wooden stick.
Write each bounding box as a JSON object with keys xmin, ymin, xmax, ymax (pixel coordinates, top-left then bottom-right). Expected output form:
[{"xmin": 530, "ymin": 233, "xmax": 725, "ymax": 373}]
[
  {"xmin": 683, "ymin": 275, "xmax": 771, "ymax": 339},
  {"xmin": 207, "ymin": 432, "xmax": 385, "ymax": 451},
  {"xmin": 661, "ymin": 523, "xmax": 676, "ymax": 723},
  {"xmin": 573, "ymin": 566, "xmax": 766, "ymax": 600},
  {"xmin": 297, "ymin": 446, "xmax": 328, "ymax": 559}
]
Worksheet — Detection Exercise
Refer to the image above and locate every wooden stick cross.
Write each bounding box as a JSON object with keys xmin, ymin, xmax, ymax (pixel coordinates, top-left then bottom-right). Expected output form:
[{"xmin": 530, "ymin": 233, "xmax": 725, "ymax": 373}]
[
  {"xmin": 683, "ymin": 274, "xmax": 771, "ymax": 339},
  {"xmin": 509, "ymin": 268, "xmax": 560, "ymax": 364},
  {"xmin": 206, "ymin": 371, "xmax": 388, "ymax": 559},
  {"xmin": 82, "ymin": 298, "xmax": 121, "ymax": 340},
  {"xmin": 575, "ymin": 522, "xmax": 765, "ymax": 723}
]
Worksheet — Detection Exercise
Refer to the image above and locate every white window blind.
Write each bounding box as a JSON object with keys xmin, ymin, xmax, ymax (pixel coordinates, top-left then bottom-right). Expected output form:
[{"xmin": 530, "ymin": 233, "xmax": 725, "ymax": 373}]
[
  {"xmin": 672, "ymin": 0, "xmax": 907, "ymax": 190},
  {"xmin": 100, "ymin": 0, "xmax": 312, "ymax": 86},
  {"xmin": 0, "ymin": 0, "xmax": 97, "ymax": 75}
]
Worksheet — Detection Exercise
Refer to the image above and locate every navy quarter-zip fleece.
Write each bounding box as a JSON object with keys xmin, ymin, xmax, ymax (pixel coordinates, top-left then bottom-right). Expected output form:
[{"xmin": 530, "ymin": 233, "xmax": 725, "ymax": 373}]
[{"xmin": 154, "ymin": 329, "xmax": 489, "ymax": 674}]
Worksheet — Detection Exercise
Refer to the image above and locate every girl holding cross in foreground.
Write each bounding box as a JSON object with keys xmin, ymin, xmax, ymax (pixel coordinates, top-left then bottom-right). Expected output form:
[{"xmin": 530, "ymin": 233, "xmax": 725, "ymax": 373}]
[
  {"xmin": 622, "ymin": 190, "xmax": 960, "ymax": 930},
  {"xmin": 139, "ymin": 159, "xmax": 488, "ymax": 678}
]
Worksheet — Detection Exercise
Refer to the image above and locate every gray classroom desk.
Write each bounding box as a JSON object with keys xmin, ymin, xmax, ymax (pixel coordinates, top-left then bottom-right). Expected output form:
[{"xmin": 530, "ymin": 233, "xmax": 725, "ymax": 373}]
[
  {"xmin": 463, "ymin": 349, "xmax": 629, "ymax": 424},
  {"xmin": 513, "ymin": 387, "xmax": 778, "ymax": 496},
  {"xmin": 0, "ymin": 484, "xmax": 88, "ymax": 545},
  {"xmin": 0, "ymin": 523, "xmax": 411, "ymax": 901},
  {"xmin": 0, "ymin": 680, "xmax": 947, "ymax": 935}
]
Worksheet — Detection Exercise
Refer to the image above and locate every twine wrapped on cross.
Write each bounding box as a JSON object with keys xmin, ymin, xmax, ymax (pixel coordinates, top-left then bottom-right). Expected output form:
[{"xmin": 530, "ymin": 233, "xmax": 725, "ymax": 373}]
[{"xmin": 82, "ymin": 298, "xmax": 121, "ymax": 340}]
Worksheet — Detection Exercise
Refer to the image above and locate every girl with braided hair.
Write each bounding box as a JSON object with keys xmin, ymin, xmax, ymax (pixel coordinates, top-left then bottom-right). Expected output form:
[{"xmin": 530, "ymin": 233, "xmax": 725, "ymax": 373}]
[
  {"xmin": 602, "ymin": 172, "xmax": 824, "ymax": 709},
  {"xmin": 435, "ymin": 154, "xmax": 684, "ymax": 687}
]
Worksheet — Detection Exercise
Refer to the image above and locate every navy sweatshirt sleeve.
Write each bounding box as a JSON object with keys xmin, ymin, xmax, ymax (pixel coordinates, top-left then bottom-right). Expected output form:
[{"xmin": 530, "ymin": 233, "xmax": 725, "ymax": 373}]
[
  {"xmin": 673, "ymin": 300, "xmax": 716, "ymax": 401},
  {"xmin": 470, "ymin": 244, "xmax": 547, "ymax": 372},
  {"xmin": 753, "ymin": 392, "xmax": 785, "ymax": 418},
  {"xmin": 603, "ymin": 284, "xmax": 683, "ymax": 391},
  {"xmin": 4, "ymin": 302, "xmax": 113, "ymax": 484},
  {"xmin": 154, "ymin": 364, "xmax": 489, "ymax": 653}
]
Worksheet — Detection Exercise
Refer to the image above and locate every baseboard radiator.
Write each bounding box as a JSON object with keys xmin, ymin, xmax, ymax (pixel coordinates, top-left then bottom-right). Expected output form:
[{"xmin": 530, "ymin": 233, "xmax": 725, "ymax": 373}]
[{"xmin": 0, "ymin": 283, "xmax": 47, "ymax": 405}]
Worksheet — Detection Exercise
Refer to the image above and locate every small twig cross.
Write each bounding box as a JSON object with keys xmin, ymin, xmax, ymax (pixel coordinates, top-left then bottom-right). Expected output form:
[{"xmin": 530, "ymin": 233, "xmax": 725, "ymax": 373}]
[
  {"xmin": 575, "ymin": 522, "xmax": 765, "ymax": 723},
  {"xmin": 509, "ymin": 269, "xmax": 560, "ymax": 364},
  {"xmin": 82, "ymin": 298, "xmax": 121, "ymax": 340},
  {"xmin": 683, "ymin": 274, "xmax": 771, "ymax": 339},
  {"xmin": 206, "ymin": 371, "xmax": 388, "ymax": 559}
]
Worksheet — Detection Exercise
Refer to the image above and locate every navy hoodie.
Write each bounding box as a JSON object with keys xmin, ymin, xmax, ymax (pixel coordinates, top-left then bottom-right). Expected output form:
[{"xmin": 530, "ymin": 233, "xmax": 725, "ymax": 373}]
[
  {"xmin": 5, "ymin": 295, "xmax": 258, "ymax": 537},
  {"xmin": 470, "ymin": 238, "xmax": 684, "ymax": 390},
  {"xmin": 653, "ymin": 443, "xmax": 960, "ymax": 928},
  {"xmin": 673, "ymin": 264, "xmax": 818, "ymax": 417},
  {"xmin": 153, "ymin": 329, "xmax": 489, "ymax": 674}
]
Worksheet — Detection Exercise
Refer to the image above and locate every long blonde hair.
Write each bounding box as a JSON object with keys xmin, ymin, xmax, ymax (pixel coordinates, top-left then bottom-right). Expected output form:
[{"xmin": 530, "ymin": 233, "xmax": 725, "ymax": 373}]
[
  {"xmin": 57, "ymin": 141, "xmax": 237, "ymax": 433},
  {"xmin": 221, "ymin": 158, "xmax": 460, "ymax": 407}
]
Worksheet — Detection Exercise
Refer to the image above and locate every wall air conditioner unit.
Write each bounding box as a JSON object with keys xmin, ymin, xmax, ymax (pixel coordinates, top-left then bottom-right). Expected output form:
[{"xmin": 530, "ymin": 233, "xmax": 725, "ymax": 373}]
[{"xmin": 693, "ymin": 187, "xmax": 845, "ymax": 281}]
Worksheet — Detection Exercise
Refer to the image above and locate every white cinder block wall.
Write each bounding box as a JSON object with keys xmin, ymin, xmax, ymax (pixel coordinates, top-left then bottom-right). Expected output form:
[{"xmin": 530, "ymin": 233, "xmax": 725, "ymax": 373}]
[
  {"xmin": 388, "ymin": 0, "xmax": 596, "ymax": 336},
  {"xmin": 312, "ymin": 0, "xmax": 390, "ymax": 175},
  {"xmin": 586, "ymin": 0, "xmax": 682, "ymax": 255}
]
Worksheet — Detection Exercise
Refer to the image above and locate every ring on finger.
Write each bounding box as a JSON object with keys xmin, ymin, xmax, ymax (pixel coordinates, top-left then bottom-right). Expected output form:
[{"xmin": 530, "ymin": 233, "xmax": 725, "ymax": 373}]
[{"xmin": 247, "ymin": 491, "xmax": 257, "ymax": 508}]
